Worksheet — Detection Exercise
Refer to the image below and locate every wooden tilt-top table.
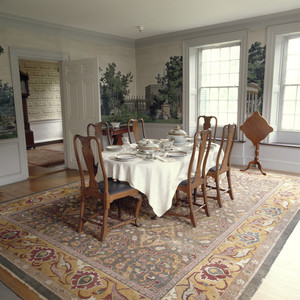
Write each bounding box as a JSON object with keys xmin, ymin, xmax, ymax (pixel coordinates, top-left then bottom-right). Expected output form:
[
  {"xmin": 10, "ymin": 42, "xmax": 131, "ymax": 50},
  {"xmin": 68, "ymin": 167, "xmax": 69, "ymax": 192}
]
[{"xmin": 240, "ymin": 111, "xmax": 273, "ymax": 175}]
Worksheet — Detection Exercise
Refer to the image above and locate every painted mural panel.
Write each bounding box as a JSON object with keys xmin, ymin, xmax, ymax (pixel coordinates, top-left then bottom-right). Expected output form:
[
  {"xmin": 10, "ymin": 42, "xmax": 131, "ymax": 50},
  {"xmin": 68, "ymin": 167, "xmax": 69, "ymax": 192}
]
[
  {"xmin": 100, "ymin": 56, "xmax": 183, "ymax": 124},
  {"xmin": 247, "ymin": 41, "xmax": 266, "ymax": 116},
  {"xmin": 0, "ymin": 46, "xmax": 17, "ymax": 140}
]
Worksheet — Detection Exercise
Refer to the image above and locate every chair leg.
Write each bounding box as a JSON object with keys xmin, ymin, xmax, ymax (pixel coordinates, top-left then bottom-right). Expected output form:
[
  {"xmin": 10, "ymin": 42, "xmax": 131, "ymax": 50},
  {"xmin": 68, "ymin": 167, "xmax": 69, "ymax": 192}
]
[
  {"xmin": 202, "ymin": 183, "xmax": 210, "ymax": 217},
  {"xmin": 193, "ymin": 188, "xmax": 197, "ymax": 203},
  {"xmin": 100, "ymin": 208, "xmax": 109, "ymax": 242},
  {"xmin": 117, "ymin": 199, "xmax": 122, "ymax": 220},
  {"xmin": 175, "ymin": 190, "xmax": 180, "ymax": 206},
  {"xmin": 78, "ymin": 194, "xmax": 86, "ymax": 233},
  {"xmin": 215, "ymin": 176, "xmax": 222, "ymax": 208},
  {"xmin": 188, "ymin": 193, "xmax": 197, "ymax": 227},
  {"xmin": 134, "ymin": 194, "xmax": 142, "ymax": 226},
  {"xmin": 227, "ymin": 170, "xmax": 234, "ymax": 200}
]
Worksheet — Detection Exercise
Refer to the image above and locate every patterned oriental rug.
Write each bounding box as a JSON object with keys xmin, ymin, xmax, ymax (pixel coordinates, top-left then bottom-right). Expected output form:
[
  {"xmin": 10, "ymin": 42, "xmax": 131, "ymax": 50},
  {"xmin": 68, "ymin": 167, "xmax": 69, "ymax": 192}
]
[
  {"xmin": 27, "ymin": 148, "xmax": 64, "ymax": 168},
  {"xmin": 0, "ymin": 169, "xmax": 299, "ymax": 299}
]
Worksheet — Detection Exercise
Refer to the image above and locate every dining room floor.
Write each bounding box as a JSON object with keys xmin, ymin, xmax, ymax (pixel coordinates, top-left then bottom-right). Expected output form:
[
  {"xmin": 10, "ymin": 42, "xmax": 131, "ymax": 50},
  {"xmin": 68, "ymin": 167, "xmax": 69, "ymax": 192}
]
[{"xmin": 0, "ymin": 166, "xmax": 298, "ymax": 299}]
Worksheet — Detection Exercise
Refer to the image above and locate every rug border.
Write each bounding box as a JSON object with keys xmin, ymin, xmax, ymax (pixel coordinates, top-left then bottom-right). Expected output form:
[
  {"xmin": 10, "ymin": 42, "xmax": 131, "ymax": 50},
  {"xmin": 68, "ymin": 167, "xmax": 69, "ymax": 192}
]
[{"xmin": 238, "ymin": 209, "xmax": 300, "ymax": 300}]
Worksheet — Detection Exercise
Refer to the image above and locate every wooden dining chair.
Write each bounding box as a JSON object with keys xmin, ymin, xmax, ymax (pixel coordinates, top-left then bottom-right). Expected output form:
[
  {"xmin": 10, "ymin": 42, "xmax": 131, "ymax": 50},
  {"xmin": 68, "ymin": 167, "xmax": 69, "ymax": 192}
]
[
  {"xmin": 165, "ymin": 129, "xmax": 212, "ymax": 227},
  {"xmin": 197, "ymin": 115, "xmax": 218, "ymax": 142},
  {"xmin": 87, "ymin": 121, "xmax": 111, "ymax": 151},
  {"xmin": 127, "ymin": 118, "xmax": 146, "ymax": 143},
  {"xmin": 73, "ymin": 134, "xmax": 142, "ymax": 242},
  {"xmin": 206, "ymin": 123, "xmax": 237, "ymax": 208}
]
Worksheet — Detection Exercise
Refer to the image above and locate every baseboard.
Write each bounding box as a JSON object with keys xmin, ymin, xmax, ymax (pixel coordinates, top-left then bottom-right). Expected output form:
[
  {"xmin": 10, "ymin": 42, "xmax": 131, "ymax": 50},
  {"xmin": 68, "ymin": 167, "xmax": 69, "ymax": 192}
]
[{"xmin": 34, "ymin": 139, "xmax": 63, "ymax": 147}]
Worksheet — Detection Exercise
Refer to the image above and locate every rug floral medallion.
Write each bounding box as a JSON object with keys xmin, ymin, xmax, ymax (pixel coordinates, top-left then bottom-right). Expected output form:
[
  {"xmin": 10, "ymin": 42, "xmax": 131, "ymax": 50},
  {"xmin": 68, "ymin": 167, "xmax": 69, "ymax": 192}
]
[{"xmin": 0, "ymin": 170, "xmax": 299, "ymax": 299}]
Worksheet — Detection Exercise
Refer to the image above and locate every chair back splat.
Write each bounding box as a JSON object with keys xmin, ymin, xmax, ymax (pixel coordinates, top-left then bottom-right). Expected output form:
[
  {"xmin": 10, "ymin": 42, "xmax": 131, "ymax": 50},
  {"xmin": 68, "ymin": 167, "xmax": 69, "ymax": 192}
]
[
  {"xmin": 197, "ymin": 115, "xmax": 218, "ymax": 142},
  {"xmin": 207, "ymin": 123, "xmax": 237, "ymax": 208},
  {"xmin": 165, "ymin": 129, "xmax": 212, "ymax": 227},
  {"xmin": 127, "ymin": 118, "xmax": 146, "ymax": 143},
  {"xmin": 73, "ymin": 134, "xmax": 142, "ymax": 242},
  {"xmin": 87, "ymin": 121, "xmax": 111, "ymax": 151}
]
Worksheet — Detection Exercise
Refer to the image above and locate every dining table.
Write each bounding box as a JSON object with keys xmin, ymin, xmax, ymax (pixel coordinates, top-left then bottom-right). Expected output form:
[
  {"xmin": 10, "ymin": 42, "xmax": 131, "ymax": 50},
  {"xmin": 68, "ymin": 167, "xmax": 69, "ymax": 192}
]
[{"xmin": 97, "ymin": 142, "xmax": 221, "ymax": 217}]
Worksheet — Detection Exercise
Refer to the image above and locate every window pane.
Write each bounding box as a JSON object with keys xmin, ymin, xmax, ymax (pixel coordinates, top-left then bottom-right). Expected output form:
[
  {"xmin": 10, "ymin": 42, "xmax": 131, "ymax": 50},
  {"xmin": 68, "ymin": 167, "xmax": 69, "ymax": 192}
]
[
  {"xmin": 282, "ymin": 100, "xmax": 295, "ymax": 114},
  {"xmin": 281, "ymin": 115, "xmax": 294, "ymax": 129},
  {"xmin": 220, "ymin": 74, "xmax": 229, "ymax": 86},
  {"xmin": 220, "ymin": 47, "xmax": 230, "ymax": 60},
  {"xmin": 230, "ymin": 46, "xmax": 240, "ymax": 59},
  {"xmin": 280, "ymin": 37, "xmax": 300, "ymax": 131},
  {"xmin": 284, "ymin": 86, "xmax": 297, "ymax": 100},
  {"xmin": 199, "ymin": 43, "xmax": 240, "ymax": 125}
]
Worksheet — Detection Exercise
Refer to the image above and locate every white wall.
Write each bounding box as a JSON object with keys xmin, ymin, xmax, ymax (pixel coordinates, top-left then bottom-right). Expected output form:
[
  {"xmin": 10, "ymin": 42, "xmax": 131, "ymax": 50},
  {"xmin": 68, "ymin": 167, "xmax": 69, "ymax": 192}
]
[
  {"xmin": 31, "ymin": 119, "xmax": 63, "ymax": 143},
  {"xmin": 0, "ymin": 22, "xmax": 136, "ymax": 186}
]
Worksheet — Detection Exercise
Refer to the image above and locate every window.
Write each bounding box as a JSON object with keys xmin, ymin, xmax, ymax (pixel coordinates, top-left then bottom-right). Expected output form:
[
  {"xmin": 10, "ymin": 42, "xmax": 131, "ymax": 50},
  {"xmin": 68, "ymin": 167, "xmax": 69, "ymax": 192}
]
[
  {"xmin": 279, "ymin": 36, "xmax": 300, "ymax": 131},
  {"xmin": 264, "ymin": 22, "xmax": 300, "ymax": 144},
  {"xmin": 198, "ymin": 44, "xmax": 240, "ymax": 125},
  {"xmin": 183, "ymin": 30, "xmax": 247, "ymax": 139}
]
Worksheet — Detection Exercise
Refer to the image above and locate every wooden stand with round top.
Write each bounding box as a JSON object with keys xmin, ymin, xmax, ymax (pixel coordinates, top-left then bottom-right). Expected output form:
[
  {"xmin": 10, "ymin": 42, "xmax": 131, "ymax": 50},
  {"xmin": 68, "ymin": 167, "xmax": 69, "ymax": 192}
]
[{"xmin": 240, "ymin": 111, "xmax": 273, "ymax": 175}]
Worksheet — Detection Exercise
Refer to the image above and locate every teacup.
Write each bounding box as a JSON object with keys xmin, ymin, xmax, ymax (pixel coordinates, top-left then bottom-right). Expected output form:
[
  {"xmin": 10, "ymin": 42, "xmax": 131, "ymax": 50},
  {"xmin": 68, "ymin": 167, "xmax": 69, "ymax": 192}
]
[{"xmin": 160, "ymin": 139, "xmax": 173, "ymax": 150}]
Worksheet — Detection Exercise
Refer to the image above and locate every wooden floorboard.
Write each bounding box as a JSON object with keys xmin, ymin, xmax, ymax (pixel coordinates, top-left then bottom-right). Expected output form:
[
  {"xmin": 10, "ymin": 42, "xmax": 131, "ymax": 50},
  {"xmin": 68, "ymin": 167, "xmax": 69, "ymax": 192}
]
[{"xmin": 0, "ymin": 167, "xmax": 80, "ymax": 203}]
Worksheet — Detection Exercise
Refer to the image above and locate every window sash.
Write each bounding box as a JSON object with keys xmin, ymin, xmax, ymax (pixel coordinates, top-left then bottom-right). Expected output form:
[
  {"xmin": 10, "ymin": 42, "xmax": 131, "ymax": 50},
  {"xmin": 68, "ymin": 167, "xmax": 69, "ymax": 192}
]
[
  {"xmin": 197, "ymin": 43, "xmax": 240, "ymax": 126},
  {"xmin": 278, "ymin": 35, "xmax": 300, "ymax": 132}
]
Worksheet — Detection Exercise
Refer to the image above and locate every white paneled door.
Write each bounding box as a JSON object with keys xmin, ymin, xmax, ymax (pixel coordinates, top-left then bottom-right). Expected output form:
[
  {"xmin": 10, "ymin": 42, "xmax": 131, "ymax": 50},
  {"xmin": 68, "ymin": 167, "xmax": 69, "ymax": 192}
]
[{"xmin": 61, "ymin": 58, "xmax": 101, "ymax": 169}]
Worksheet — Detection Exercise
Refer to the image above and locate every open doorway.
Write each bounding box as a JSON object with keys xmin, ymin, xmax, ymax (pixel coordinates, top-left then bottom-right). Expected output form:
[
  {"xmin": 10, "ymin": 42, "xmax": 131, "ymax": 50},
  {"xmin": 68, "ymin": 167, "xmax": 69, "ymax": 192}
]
[{"xmin": 18, "ymin": 58, "xmax": 65, "ymax": 178}]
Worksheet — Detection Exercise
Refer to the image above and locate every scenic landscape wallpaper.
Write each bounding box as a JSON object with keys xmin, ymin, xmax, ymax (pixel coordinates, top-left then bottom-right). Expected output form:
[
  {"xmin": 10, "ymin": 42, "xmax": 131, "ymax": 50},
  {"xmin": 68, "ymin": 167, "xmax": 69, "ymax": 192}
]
[
  {"xmin": 0, "ymin": 45, "xmax": 17, "ymax": 140},
  {"xmin": 0, "ymin": 41, "xmax": 266, "ymax": 140},
  {"xmin": 100, "ymin": 56, "xmax": 183, "ymax": 124}
]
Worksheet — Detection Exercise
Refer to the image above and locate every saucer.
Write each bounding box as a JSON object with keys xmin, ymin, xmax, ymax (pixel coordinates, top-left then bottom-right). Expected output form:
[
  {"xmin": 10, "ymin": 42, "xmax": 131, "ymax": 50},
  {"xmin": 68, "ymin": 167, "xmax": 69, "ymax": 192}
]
[
  {"xmin": 106, "ymin": 145, "xmax": 122, "ymax": 151},
  {"xmin": 115, "ymin": 153, "xmax": 136, "ymax": 161}
]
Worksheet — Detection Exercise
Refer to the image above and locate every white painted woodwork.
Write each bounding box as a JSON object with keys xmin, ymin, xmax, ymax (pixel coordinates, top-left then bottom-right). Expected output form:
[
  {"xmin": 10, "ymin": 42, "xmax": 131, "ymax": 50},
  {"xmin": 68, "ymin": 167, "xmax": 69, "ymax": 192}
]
[
  {"xmin": 31, "ymin": 119, "xmax": 63, "ymax": 143},
  {"xmin": 61, "ymin": 58, "xmax": 101, "ymax": 169},
  {"xmin": 0, "ymin": 47, "xmax": 68, "ymax": 186}
]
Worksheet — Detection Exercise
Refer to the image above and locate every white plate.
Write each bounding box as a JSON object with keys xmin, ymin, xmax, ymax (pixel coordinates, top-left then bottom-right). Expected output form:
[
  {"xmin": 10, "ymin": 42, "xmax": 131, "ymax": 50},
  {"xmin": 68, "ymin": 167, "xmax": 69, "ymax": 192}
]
[
  {"xmin": 167, "ymin": 151, "xmax": 187, "ymax": 158},
  {"xmin": 106, "ymin": 145, "xmax": 122, "ymax": 151},
  {"xmin": 115, "ymin": 153, "xmax": 136, "ymax": 161}
]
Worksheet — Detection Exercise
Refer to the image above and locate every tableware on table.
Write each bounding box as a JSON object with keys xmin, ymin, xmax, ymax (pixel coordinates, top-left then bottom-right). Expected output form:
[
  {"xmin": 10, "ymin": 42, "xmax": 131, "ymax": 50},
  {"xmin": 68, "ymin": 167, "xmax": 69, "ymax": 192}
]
[
  {"xmin": 137, "ymin": 138, "xmax": 148, "ymax": 148},
  {"xmin": 166, "ymin": 150, "xmax": 187, "ymax": 158},
  {"xmin": 110, "ymin": 122, "xmax": 121, "ymax": 129},
  {"xmin": 115, "ymin": 153, "xmax": 137, "ymax": 161},
  {"xmin": 149, "ymin": 139, "xmax": 161, "ymax": 145},
  {"xmin": 122, "ymin": 136, "xmax": 132, "ymax": 152},
  {"xmin": 130, "ymin": 143, "xmax": 138, "ymax": 151},
  {"xmin": 138, "ymin": 139, "xmax": 160, "ymax": 159},
  {"xmin": 167, "ymin": 125, "xmax": 188, "ymax": 146},
  {"xmin": 160, "ymin": 138, "xmax": 173, "ymax": 151},
  {"xmin": 106, "ymin": 145, "xmax": 122, "ymax": 152},
  {"xmin": 182, "ymin": 142, "xmax": 193, "ymax": 152}
]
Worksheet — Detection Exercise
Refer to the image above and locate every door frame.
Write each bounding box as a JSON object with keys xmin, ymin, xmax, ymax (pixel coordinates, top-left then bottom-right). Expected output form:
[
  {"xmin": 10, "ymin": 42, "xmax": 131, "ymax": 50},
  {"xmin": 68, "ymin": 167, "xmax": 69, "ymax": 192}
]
[{"xmin": 9, "ymin": 47, "xmax": 69, "ymax": 180}]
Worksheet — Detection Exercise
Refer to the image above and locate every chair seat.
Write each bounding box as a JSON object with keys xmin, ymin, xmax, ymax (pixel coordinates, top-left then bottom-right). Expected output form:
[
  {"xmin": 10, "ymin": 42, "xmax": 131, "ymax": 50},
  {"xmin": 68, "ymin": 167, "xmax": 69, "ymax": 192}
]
[
  {"xmin": 208, "ymin": 164, "xmax": 222, "ymax": 172},
  {"xmin": 98, "ymin": 178, "xmax": 134, "ymax": 195},
  {"xmin": 179, "ymin": 177, "xmax": 195, "ymax": 187}
]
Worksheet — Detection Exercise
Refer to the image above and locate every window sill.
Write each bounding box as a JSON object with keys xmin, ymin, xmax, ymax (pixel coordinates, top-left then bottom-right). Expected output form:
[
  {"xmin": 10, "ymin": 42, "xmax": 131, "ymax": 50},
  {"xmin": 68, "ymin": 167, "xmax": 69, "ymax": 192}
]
[{"xmin": 260, "ymin": 142, "xmax": 300, "ymax": 149}]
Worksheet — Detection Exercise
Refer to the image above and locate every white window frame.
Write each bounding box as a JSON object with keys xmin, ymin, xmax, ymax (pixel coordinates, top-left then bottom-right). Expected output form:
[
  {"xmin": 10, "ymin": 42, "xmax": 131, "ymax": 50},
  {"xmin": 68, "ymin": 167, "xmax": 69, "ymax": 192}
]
[
  {"xmin": 183, "ymin": 30, "xmax": 248, "ymax": 140},
  {"xmin": 263, "ymin": 22, "xmax": 300, "ymax": 145}
]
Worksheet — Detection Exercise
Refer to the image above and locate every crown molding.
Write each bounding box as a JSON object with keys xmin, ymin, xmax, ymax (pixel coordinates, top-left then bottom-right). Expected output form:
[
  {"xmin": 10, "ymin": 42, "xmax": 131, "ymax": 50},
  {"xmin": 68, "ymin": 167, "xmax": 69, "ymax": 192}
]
[
  {"xmin": 136, "ymin": 9, "xmax": 300, "ymax": 48},
  {"xmin": 1, "ymin": 9, "xmax": 299, "ymax": 50},
  {"xmin": 0, "ymin": 12, "xmax": 135, "ymax": 49}
]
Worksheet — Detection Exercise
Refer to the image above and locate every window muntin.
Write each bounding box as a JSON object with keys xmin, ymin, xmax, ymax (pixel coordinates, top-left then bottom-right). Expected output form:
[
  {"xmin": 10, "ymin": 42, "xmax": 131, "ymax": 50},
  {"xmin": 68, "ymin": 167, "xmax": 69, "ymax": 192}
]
[
  {"xmin": 198, "ymin": 44, "xmax": 240, "ymax": 125},
  {"xmin": 279, "ymin": 36, "xmax": 300, "ymax": 131}
]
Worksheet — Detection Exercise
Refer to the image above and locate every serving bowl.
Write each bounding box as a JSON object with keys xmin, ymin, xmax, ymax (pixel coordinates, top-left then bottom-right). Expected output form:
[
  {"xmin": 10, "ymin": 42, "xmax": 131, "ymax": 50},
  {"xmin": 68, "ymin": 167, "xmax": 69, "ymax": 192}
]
[
  {"xmin": 138, "ymin": 139, "xmax": 159, "ymax": 159},
  {"xmin": 168, "ymin": 125, "xmax": 188, "ymax": 145}
]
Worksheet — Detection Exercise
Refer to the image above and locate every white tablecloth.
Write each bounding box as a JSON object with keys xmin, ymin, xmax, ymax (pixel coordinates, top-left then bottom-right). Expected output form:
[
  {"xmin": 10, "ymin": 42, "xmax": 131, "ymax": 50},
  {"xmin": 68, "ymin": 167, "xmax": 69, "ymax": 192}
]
[{"xmin": 98, "ymin": 144, "xmax": 220, "ymax": 217}]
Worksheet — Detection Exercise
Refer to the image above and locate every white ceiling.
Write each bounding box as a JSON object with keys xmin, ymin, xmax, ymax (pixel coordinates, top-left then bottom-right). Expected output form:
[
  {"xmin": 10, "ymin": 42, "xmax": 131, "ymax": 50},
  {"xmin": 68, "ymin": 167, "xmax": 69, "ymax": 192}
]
[{"xmin": 1, "ymin": 0, "xmax": 300, "ymax": 39}]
